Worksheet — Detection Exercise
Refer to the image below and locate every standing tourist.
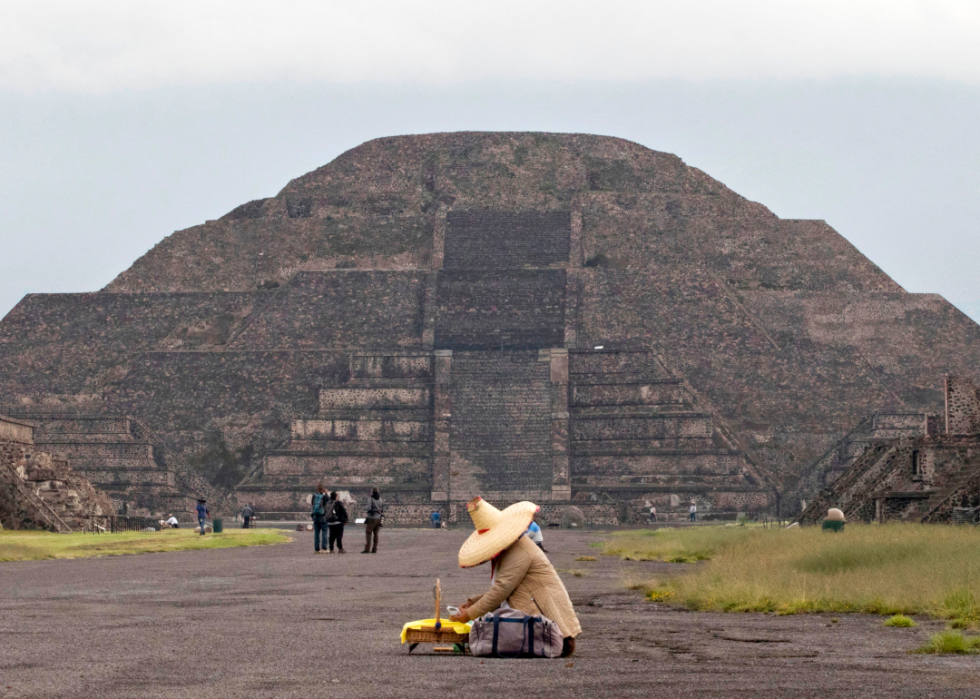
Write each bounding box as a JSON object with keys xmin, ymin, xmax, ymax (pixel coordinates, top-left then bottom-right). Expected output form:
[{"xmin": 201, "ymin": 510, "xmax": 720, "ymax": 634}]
[
  {"xmin": 327, "ymin": 491, "xmax": 348, "ymax": 553},
  {"xmin": 689, "ymin": 502, "xmax": 697, "ymax": 522},
  {"xmin": 311, "ymin": 484, "xmax": 329, "ymax": 554},
  {"xmin": 649, "ymin": 505, "xmax": 657, "ymax": 523},
  {"xmin": 196, "ymin": 499, "xmax": 210, "ymax": 536},
  {"xmin": 363, "ymin": 487, "xmax": 383, "ymax": 554},
  {"xmin": 241, "ymin": 502, "xmax": 255, "ymax": 529}
]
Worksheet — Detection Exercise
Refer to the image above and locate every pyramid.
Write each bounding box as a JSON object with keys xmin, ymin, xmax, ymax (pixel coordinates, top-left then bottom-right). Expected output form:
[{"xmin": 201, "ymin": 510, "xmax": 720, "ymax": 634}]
[{"xmin": 2, "ymin": 132, "xmax": 978, "ymax": 523}]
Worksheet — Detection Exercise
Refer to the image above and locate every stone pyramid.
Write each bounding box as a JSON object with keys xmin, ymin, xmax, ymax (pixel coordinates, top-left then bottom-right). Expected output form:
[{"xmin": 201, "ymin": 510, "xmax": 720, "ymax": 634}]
[{"xmin": 2, "ymin": 132, "xmax": 978, "ymax": 522}]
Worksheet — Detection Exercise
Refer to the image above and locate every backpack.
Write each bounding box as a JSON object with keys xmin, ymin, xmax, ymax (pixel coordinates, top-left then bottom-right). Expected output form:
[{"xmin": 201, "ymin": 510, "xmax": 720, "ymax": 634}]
[
  {"xmin": 469, "ymin": 608, "xmax": 564, "ymax": 658},
  {"xmin": 325, "ymin": 500, "xmax": 338, "ymax": 523},
  {"xmin": 311, "ymin": 493, "xmax": 326, "ymax": 518}
]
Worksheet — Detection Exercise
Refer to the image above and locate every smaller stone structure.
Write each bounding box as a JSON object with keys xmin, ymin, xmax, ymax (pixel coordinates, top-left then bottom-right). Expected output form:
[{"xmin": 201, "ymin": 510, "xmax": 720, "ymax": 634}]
[
  {"xmin": 0, "ymin": 416, "xmax": 112, "ymax": 531},
  {"xmin": 800, "ymin": 377, "xmax": 980, "ymax": 525},
  {"xmin": 0, "ymin": 412, "xmax": 192, "ymax": 517},
  {"xmin": 790, "ymin": 412, "xmax": 940, "ymax": 514}
]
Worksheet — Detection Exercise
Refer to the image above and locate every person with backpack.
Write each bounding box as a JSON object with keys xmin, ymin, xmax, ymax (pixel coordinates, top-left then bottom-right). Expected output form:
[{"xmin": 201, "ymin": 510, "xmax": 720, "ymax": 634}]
[
  {"xmin": 311, "ymin": 484, "xmax": 329, "ymax": 554},
  {"xmin": 327, "ymin": 491, "xmax": 348, "ymax": 553},
  {"xmin": 195, "ymin": 499, "xmax": 210, "ymax": 536},
  {"xmin": 362, "ymin": 487, "xmax": 383, "ymax": 554}
]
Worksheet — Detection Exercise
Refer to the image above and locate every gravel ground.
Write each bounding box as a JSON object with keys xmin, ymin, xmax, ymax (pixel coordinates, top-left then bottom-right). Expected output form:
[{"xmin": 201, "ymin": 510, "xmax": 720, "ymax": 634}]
[{"xmin": 1, "ymin": 529, "xmax": 977, "ymax": 698}]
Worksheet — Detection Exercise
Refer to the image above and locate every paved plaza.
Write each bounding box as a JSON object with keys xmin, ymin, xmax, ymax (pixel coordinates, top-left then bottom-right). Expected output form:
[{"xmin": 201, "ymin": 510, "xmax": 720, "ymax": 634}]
[{"xmin": 1, "ymin": 529, "xmax": 976, "ymax": 698}]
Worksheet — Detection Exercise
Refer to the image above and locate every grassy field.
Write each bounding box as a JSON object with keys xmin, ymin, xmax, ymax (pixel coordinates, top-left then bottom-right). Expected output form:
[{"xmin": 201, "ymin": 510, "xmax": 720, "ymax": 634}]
[
  {"xmin": 0, "ymin": 528, "xmax": 291, "ymax": 562},
  {"xmin": 601, "ymin": 524, "xmax": 980, "ymax": 624}
]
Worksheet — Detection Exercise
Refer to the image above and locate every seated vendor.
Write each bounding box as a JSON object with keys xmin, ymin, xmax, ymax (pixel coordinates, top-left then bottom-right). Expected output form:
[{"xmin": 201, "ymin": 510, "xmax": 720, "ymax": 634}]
[{"xmin": 449, "ymin": 497, "xmax": 581, "ymax": 657}]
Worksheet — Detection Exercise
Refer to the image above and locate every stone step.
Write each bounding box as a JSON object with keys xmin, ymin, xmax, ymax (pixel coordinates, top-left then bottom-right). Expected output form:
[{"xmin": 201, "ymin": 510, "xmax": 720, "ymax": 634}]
[
  {"xmin": 572, "ymin": 441, "xmax": 737, "ymax": 456},
  {"xmin": 569, "ymin": 374, "xmax": 679, "ymax": 386},
  {"xmin": 572, "ymin": 413, "xmax": 714, "ymax": 441},
  {"xmin": 571, "ymin": 405, "xmax": 694, "ymax": 417},
  {"xmin": 35, "ymin": 433, "xmax": 138, "ymax": 444},
  {"xmin": 25, "ymin": 416, "xmax": 133, "ymax": 435},
  {"xmin": 272, "ymin": 441, "xmax": 431, "ymax": 457}
]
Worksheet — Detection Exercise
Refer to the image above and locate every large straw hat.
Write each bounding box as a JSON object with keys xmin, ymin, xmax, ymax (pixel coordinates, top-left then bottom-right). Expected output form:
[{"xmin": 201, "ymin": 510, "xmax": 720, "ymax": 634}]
[{"xmin": 458, "ymin": 497, "xmax": 539, "ymax": 568}]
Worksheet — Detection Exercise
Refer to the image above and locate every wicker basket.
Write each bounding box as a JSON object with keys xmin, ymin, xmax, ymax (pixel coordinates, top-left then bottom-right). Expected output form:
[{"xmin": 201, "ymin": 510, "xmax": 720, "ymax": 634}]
[{"xmin": 404, "ymin": 626, "xmax": 469, "ymax": 644}]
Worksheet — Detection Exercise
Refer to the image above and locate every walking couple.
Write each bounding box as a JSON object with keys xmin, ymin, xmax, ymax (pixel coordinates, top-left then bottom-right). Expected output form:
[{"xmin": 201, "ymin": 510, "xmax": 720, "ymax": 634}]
[{"xmin": 311, "ymin": 485, "xmax": 349, "ymax": 554}]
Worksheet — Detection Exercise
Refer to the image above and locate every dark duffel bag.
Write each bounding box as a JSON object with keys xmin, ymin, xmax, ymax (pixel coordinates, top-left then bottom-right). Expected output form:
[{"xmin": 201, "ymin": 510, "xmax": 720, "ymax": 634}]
[{"xmin": 469, "ymin": 607, "xmax": 564, "ymax": 658}]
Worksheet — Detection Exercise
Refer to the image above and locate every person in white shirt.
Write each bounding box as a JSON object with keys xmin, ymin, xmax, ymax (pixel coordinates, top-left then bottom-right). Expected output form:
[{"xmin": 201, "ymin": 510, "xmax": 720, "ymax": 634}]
[
  {"xmin": 689, "ymin": 503, "xmax": 697, "ymax": 522},
  {"xmin": 165, "ymin": 514, "xmax": 179, "ymax": 529}
]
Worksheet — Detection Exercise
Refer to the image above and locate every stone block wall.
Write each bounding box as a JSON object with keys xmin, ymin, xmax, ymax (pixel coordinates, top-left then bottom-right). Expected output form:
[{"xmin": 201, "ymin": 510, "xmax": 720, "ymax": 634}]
[
  {"xmin": 434, "ymin": 270, "xmax": 566, "ymax": 350},
  {"xmin": 230, "ymin": 272, "xmax": 427, "ymax": 350},
  {"xmin": 443, "ymin": 210, "xmax": 571, "ymax": 269},
  {"xmin": 946, "ymin": 376, "xmax": 980, "ymax": 435},
  {"xmin": 0, "ymin": 291, "xmax": 263, "ymax": 398},
  {"xmin": 0, "ymin": 417, "xmax": 32, "ymax": 444}
]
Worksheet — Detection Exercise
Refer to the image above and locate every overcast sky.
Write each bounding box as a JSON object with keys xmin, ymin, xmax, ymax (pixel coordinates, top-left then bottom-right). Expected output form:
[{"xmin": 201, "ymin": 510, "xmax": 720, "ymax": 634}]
[{"xmin": 1, "ymin": 1, "xmax": 978, "ymax": 321}]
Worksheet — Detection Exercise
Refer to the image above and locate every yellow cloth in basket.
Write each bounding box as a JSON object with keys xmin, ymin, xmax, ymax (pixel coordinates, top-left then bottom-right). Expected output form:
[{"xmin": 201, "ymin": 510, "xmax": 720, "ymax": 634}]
[{"xmin": 400, "ymin": 618, "xmax": 472, "ymax": 644}]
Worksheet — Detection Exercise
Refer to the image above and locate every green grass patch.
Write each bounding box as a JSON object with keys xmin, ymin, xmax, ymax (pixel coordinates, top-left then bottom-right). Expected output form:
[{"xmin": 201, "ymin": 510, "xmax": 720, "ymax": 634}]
[
  {"xmin": 0, "ymin": 528, "xmax": 290, "ymax": 562},
  {"xmin": 915, "ymin": 630, "xmax": 980, "ymax": 654},
  {"xmin": 884, "ymin": 615, "xmax": 917, "ymax": 628},
  {"xmin": 607, "ymin": 524, "xmax": 980, "ymax": 619}
]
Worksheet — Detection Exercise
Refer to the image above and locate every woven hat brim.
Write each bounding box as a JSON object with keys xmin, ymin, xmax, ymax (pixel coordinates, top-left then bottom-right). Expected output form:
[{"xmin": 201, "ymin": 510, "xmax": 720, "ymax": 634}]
[{"xmin": 458, "ymin": 501, "xmax": 538, "ymax": 568}]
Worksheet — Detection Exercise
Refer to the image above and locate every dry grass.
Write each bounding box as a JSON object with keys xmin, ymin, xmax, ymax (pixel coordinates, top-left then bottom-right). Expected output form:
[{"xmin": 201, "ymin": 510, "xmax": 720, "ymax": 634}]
[
  {"xmin": 574, "ymin": 555, "xmax": 597, "ymax": 562},
  {"xmin": 601, "ymin": 526, "xmax": 758, "ymax": 563},
  {"xmin": 605, "ymin": 524, "xmax": 980, "ymax": 622},
  {"xmin": 0, "ymin": 528, "xmax": 290, "ymax": 562}
]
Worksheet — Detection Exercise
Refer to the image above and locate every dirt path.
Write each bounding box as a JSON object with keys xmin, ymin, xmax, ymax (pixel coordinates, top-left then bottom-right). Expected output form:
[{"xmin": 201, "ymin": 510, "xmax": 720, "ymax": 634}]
[{"xmin": 1, "ymin": 529, "xmax": 975, "ymax": 698}]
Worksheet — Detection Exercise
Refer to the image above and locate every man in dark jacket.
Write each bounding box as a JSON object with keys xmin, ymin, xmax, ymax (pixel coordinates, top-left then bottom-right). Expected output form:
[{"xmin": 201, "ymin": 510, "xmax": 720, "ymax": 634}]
[
  {"xmin": 362, "ymin": 487, "xmax": 383, "ymax": 554},
  {"xmin": 241, "ymin": 503, "xmax": 255, "ymax": 529},
  {"xmin": 311, "ymin": 484, "xmax": 328, "ymax": 554},
  {"xmin": 327, "ymin": 491, "xmax": 348, "ymax": 553}
]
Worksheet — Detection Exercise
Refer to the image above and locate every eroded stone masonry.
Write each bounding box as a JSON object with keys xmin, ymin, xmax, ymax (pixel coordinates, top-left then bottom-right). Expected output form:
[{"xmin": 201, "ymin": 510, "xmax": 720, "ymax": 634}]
[
  {"xmin": 2, "ymin": 133, "xmax": 979, "ymax": 524},
  {"xmin": 0, "ymin": 416, "xmax": 112, "ymax": 531},
  {"xmin": 800, "ymin": 377, "xmax": 980, "ymax": 525}
]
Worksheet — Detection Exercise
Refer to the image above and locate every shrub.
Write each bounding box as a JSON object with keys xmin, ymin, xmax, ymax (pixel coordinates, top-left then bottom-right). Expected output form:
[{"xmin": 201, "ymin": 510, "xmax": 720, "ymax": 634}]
[
  {"xmin": 884, "ymin": 615, "xmax": 917, "ymax": 628},
  {"xmin": 915, "ymin": 630, "xmax": 980, "ymax": 654}
]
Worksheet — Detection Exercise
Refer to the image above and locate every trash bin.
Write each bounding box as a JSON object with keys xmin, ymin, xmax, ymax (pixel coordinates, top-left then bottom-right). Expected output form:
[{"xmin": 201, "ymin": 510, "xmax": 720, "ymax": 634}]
[{"xmin": 213, "ymin": 518, "xmax": 223, "ymax": 533}]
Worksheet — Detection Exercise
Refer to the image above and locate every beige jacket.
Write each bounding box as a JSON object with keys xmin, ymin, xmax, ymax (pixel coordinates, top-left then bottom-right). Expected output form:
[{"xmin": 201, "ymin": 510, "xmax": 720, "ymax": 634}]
[{"xmin": 464, "ymin": 536, "xmax": 582, "ymax": 638}]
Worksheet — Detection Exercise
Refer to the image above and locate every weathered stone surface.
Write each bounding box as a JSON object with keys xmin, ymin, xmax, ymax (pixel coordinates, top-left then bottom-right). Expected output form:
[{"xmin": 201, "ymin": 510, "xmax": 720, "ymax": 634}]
[
  {"xmin": 800, "ymin": 377, "xmax": 980, "ymax": 524},
  {"xmin": 0, "ymin": 416, "xmax": 113, "ymax": 531}
]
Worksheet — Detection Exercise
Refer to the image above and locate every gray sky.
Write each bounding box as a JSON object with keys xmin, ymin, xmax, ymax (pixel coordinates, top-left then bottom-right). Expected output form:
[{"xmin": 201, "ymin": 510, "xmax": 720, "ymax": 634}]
[{"xmin": 1, "ymin": 2, "xmax": 978, "ymax": 322}]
